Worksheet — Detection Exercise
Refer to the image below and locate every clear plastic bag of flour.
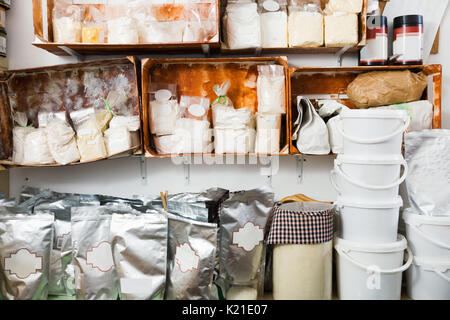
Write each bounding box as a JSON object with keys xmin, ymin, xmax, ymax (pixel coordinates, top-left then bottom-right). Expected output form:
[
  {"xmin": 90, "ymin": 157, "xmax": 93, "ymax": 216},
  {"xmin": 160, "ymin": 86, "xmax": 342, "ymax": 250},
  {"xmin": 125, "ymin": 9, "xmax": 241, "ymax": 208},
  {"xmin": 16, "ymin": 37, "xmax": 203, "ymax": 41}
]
[
  {"xmin": 39, "ymin": 111, "xmax": 81, "ymax": 165},
  {"xmin": 180, "ymin": 96, "xmax": 210, "ymax": 121},
  {"xmin": 70, "ymin": 108, "xmax": 107, "ymax": 162},
  {"xmin": 52, "ymin": 0, "xmax": 83, "ymax": 43},
  {"xmin": 257, "ymin": 65, "xmax": 286, "ymax": 114}
]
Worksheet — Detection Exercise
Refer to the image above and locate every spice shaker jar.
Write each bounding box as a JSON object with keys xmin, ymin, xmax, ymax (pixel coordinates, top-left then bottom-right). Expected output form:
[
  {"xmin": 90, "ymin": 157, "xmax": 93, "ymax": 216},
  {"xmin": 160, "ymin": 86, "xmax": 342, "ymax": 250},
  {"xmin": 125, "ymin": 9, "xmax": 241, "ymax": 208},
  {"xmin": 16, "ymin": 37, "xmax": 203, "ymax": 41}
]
[
  {"xmin": 393, "ymin": 15, "xmax": 424, "ymax": 65},
  {"xmin": 359, "ymin": 16, "xmax": 388, "ymax": 66}
]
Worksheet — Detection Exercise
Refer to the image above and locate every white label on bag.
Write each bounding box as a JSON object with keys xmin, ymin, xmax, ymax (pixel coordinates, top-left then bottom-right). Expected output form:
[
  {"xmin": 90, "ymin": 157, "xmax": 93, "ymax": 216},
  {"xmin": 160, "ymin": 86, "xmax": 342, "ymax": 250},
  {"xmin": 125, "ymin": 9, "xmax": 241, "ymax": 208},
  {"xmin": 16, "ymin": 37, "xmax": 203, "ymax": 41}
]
[
  {"xmin": 175, "ymin": 243, "xmax": 200, "ymax": 273},
  {"xmin": 232, "ymin": 222, "xmax": 264, "ymax": 252},
  {"xmin": 120, "ymin": 278, "xmax": 153, "ymax": 294},
  {"xmin": 86, "ymin": 241, "xmax": 114, "ymax": 272},
  {"xmin": 4, "ymin": 249, "xmax": 43, "ymax": 279},
  {"xmin": 263, "ymin": 0, "xmax": 280, "ymax": 12}
]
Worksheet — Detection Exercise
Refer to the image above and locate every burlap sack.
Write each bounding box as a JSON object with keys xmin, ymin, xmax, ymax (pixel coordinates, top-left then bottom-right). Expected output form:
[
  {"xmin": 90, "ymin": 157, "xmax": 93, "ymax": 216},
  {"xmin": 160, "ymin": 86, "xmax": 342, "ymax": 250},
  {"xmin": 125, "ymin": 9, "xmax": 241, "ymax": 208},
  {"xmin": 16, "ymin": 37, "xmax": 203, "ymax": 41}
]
[{"xmin": 347, "ymin": 70, "xmax": 427, "ymax": 109}]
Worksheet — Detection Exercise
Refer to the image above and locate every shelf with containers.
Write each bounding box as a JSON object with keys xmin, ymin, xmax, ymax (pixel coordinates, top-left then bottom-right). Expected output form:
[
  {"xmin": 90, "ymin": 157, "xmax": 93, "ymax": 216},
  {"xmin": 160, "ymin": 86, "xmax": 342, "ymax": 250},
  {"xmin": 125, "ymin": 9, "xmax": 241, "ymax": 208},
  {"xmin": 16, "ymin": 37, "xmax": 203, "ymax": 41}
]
[
  {"xmin": 31, "ymin": 0, "xmax": 220, "ymax": 57},
  {"xmin": 288, "ymin": 64, "xmax": 443, "ymax": 155},
  {"xmin": 0, "ymin": 57, "xmax": 143, "ymax": 168},
  {"xmin": 220, "ymin": 0, "xmax": 368, "ymax": 56},
  {"xmin": 141, "ymin": 56, "xmax": 290, "ymax": 158}
]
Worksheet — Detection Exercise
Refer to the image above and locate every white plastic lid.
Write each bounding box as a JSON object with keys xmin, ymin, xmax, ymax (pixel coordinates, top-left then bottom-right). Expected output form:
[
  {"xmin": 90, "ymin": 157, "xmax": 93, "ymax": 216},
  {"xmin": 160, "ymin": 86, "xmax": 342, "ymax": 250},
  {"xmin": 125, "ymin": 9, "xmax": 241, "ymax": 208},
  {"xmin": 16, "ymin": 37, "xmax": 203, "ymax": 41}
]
[
  {"xmin": 155, "ymin": 89, "xmax": 172, "ymax": 102},
  {"xmin": 336, "ymin": 196, "xmax": 403, "ymax": 209},
  {"xmin": 263, "ymin": 0, "xmax": 280, "ymax": 11},
  {"xmin": 188, "ymin": 104, "xmax": 206, "ymax": 117},
  {"xmin": 336, "ymin": 154, "xmax": 405, "ymax": 165},
  {"xmin": 340, "ymin": 108, "xmax": 408, "ymax": 120},
  {"xmin": 403, "ymin": 208, "xmax": 450, "ymax": 226},
  {"xmin": 335, "ymin": 234, "xmax": 407, "ymax": 253}
]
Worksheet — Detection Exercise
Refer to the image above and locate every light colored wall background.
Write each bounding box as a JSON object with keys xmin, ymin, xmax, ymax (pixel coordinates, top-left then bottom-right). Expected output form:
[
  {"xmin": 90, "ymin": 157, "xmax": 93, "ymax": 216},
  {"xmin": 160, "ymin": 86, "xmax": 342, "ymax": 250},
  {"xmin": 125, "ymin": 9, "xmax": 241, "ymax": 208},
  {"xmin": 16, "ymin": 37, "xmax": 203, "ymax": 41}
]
[{"xmin": 5, "ymin": 1, "xmax": 449, "ymax": 201}]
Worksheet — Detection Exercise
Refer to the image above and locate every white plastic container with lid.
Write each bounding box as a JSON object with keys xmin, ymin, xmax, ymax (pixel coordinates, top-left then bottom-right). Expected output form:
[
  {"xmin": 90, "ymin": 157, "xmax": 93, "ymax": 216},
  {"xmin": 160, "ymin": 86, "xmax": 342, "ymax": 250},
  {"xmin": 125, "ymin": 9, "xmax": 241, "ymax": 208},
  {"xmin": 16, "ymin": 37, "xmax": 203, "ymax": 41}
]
[
  {"xmin": 331, "ymin": 154, "xmax": 408, "ymax": 202},
  {"xmin": 268, "ymin": 202, "xmax": 334, "ymax": 300},
  {"xmin": 335, "ymin": 234, "xmax": 412, "ymax": 300},
  {"xmin": 406, "ymin": 256, "xmax": 450, "ymax": 300},
  {"xmin": 403, "ymin": 210, "xmax": 450, "ymax": 258},
  {"xmin": 337, "ymin": 109, "xmax": 410, "ymax": 155},
  {"xmin": 149, "ymin": 85, "xmax": 180, "ymax": 136},
  {"xmin": 335, "ymin": 197, "xmax": 403, "ymax": 243}
]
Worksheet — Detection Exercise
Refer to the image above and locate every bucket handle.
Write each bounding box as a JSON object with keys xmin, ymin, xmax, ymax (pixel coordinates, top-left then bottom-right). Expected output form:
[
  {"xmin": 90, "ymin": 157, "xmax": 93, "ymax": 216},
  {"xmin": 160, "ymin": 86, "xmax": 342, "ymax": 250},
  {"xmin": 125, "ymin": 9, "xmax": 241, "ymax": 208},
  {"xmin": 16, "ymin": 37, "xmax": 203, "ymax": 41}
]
[
  {"xmin": 409, "ymin": 223, "xmax": 450, "ymax": 250},
  {"xmin": 333, "ymin": 160, "xmax": 408, "ymax": 190},
  {"xmin": 336, "ymin": 246, "xmax": 413, "ymax": 274},
  {"xmin": 336, "ymin": 115, "xmax": 410, "ymax": 144}
]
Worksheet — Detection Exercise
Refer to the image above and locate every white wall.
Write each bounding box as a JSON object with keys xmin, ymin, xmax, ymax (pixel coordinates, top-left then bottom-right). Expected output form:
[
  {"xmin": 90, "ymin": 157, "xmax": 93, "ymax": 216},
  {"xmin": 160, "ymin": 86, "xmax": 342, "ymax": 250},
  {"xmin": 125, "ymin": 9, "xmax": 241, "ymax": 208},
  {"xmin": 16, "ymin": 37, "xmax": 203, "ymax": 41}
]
[{"xmin": 5, "ymin": 1, "xmax": 449, "ymax": 201}]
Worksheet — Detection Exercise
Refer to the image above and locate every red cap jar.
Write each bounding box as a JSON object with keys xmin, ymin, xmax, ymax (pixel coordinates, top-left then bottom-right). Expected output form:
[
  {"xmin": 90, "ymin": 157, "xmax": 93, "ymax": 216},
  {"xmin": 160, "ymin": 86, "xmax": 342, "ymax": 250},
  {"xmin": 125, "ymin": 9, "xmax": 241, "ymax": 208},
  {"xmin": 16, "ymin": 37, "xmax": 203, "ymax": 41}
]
[{"xmin": 359, "ymin": 15, "xmax": 388, "ymax": 66}]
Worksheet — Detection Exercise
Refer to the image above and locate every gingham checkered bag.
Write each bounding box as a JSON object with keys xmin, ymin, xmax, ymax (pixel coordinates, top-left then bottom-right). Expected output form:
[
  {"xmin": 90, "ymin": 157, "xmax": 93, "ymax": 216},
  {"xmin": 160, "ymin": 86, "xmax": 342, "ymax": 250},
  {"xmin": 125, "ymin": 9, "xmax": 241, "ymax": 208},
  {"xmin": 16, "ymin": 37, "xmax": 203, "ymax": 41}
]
[{"xmin": 266, "ymin": 202, "xmax": 334, "ymax": 245}]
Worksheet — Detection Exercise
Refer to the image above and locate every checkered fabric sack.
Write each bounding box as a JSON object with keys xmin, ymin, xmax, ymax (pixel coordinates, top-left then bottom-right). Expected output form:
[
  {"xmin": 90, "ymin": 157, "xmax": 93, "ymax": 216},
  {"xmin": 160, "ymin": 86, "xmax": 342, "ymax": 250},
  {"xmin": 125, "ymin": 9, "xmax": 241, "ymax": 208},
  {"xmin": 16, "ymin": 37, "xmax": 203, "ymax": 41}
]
[{"xmin": 266, "ymin": 202, "xmax": 334, "ymax": 245}]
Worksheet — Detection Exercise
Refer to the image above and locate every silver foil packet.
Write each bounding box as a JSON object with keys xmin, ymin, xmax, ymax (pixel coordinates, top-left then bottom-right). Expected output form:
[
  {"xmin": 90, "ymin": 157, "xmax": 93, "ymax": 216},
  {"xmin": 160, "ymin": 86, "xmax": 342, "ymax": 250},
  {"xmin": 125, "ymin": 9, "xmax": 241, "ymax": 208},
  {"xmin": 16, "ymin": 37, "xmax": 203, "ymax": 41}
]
[
  {"xmin": 71, "ymin": 206, "xmax": 119, "ymax": 300},
  {"xmin": 218, "ymin": 188, "xmax": 274, "ymax": 290},
  {"xmin": 165, "ymin": 213, "xmax": 218, "ymax": 300},
  {"xmin": 110, "ymin": 212, "xmax": 168, "ymax": 300},
  {"xmin": 0, "ymin": 213, "xmax": 54, "ymax": 300}
]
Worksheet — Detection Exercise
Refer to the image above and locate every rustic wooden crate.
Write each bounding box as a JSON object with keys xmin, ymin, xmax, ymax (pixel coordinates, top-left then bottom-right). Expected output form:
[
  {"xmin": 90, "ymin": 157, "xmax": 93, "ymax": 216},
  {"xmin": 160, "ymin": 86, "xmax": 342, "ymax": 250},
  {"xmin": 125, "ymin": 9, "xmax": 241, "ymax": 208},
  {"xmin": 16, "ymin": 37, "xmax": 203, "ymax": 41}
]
[
  {"xmin": 289, "ymin": 64, "xmax": 443, "ymax": 155},
  {"xmin": 31, "ymin": 0, "xmax": 220, "ymax": 56},
  {"xmin": 0, "ymin": 57, "xmax": 143, "ymax": 167},
  {"xmin": 141, "ymin": 56, "xmax": 290, "ymax": 158}
]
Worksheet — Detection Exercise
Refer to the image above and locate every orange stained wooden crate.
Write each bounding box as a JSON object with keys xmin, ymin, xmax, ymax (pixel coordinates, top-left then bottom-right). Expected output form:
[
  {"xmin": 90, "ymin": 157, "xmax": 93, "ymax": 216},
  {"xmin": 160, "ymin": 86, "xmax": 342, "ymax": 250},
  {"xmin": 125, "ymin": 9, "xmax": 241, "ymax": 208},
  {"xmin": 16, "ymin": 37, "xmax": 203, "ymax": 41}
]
[
  {"xmin": 141, "ymin": 56, "xmax": 291, "ymax": 158},
  {"xmin": 288, "ymin": 64, "xmax": 442, "ymax": 155}
]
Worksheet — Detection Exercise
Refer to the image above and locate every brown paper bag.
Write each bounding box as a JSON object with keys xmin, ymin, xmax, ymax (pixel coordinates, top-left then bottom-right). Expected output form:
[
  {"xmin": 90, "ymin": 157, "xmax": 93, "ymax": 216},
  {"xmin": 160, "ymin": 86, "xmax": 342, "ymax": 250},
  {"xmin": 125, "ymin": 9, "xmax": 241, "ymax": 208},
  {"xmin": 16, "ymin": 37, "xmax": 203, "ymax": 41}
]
[{"xmin": 347, "ymin": 70, "xmax": 427, "ymax": 109}]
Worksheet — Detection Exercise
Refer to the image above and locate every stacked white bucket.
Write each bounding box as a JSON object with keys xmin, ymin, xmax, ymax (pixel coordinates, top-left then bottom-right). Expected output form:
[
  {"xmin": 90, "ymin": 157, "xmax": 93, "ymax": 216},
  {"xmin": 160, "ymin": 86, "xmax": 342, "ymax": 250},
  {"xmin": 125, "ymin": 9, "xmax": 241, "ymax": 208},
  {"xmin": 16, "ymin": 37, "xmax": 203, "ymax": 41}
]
[{"xmin": 331, "ymin": 109, "xmax": 412, "ymax": 300}]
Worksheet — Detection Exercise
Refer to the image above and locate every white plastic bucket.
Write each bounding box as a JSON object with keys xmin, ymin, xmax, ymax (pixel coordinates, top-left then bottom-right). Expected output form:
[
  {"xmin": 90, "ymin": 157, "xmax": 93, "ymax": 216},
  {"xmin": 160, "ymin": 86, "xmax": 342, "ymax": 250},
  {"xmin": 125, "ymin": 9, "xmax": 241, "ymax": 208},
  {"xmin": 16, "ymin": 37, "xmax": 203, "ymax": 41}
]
[
  {"xmin": 403, "ymin": 210, "xmax": 450, "ymax": 258},
  {"xmin": 331, "ymin": 155, "xmax": 407, "ymax": 202},
  {"xmin": 406, "ymin": 257, "xmax": 450, "ymax": 300},
  {"xmin": 338, "ymin": 109, "xmax": 410, "ymax": 155},
  {"xmin": 336, "ymin": 197, "xmax": 403, "ymax": 243},
  {"xmin": 335, "ymin": 235, "xmax": 412, "ymax": 300}
]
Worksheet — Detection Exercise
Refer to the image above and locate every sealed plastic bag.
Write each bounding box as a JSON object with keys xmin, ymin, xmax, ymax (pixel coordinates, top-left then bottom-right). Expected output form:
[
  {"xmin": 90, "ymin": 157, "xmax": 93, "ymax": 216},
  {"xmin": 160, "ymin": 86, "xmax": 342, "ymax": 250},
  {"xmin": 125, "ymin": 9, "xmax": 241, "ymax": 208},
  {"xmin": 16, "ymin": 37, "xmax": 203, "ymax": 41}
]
[
  {"xmin": 324, "ymin": 0, "xmax": 363, "ymax": 14},
  {"xmin": 71, "ymin": 206, "xmax": 119, "ymax": 300},
  {"xmin": 149, "ymin": 83, "xmax": 180, "ymax": 135},
  {"xmin": 214, "ymin": 128, "xmax": 256, "ymax": 154},
  {"xmin": 12, "ymin": 112, "xmax": 34, "ymax": 164},
  {"xmin": 225, "ymin": 1, "xmax": 261, "ymax": 49},
  {"xmin": 52, "ymin": 0, "xmax": 83, "ymax": 43},
  {"xmin": 255, "ymin": 114, "xmax": 281, "ymax": 154},
  {"xmin": 325, "ymin": 13, "xmax": 358, "ymax": 47},
  {"xmin": 259, "ymin": 0, "xmax": 288, "ymax": 48},
  {"xmin": 405, "ymin": 130, "xmax": 450, "ymax": 216},
  {"xmin": 288, "ymin": 2, "xmax": 324, "ymax": 47},
  {"xmin": 106, "ymin": 3, "xmax": 139, "ymax": 44},
  {"xmin": 110, "ymin": 212, "xmax": 168, "ymax": 300},
  {"xmin": 22, "ymin": 128, "xmax": 55, "ymax": 165},
  {"xmin": 109, "ymin": 115, "xmax": 141, "ymax": 148},
  {"xmin": 183, "ymin": 1, "xmax": 218, "ymax": 42},
  {"xmin": 347, "ymin": 70, "xmax": 428, "ymax": 109},
  {"xmin": 165, "ymin": 213, "xmax": 218, "ymax": 300},
  {"xmin": 180, "ymin": 96, "xmax": 210, "ymax": 121},
  {"xmin": 172, "ymin": 118, "xmax": 213, "ymax": 154},
  {"xmin": 376, "ymin": 101, "xmax": 433, "ymax": 132},
  {"xmin": 40, "ymin": 112, "xmax": 81, "ymax": 165},
  {"xmin": 81, "ymin": 5, "xmax": 106, "ymax": 43},
  {"xmin": 257, "ymin": 65, "xmax": 286, "ymax": 114},
  {"xmin": 0, "ymin": 213, "xmax": 54, "ymax": 300},
  {"xmin": 104, "ymin": 126, "xmax": 132, "ymax": 156},
  {"xmin": 70, "ymin": 108, "xmax": 107, "ymax": 162},
  {"xmin": 217, "ymin": 188, "xmax": 274, "ymax": 300}
]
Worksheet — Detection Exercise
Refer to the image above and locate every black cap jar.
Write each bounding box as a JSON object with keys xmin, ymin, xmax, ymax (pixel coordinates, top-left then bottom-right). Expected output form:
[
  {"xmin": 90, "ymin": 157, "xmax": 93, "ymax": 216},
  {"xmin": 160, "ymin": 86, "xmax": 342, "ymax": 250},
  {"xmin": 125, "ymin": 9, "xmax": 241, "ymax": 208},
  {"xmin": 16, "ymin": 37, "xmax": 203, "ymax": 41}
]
[
  {"xmin": 359, "ymin": 15, "xmax": 388, "ymax": 66},
  {"xmin": 393, "ymin": 15, "xmax": 424, "ymax": 65}
]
